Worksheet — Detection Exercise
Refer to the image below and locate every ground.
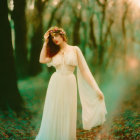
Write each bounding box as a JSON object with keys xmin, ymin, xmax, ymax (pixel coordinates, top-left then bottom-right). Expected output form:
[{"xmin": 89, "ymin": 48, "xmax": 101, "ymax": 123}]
[{"xmin": 0, "ymin": 70, "xmax": 140, "ymax": 140}]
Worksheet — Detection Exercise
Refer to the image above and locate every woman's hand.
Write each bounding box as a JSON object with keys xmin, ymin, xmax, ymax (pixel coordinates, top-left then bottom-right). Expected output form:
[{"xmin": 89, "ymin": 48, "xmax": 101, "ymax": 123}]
[
  {"xmin": 44, "ymin": 31, "xmax": 49, "ymax": 41},
  {"xmin": 96, "ymin": 91, "xmax": 104, "ymax": 101}
]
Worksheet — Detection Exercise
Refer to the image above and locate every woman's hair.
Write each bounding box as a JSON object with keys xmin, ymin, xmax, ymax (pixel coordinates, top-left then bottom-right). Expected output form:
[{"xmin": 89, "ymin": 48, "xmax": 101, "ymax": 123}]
[{"xmin": 43, "ymin": 26, "xmax": 67, "ymax": 58}]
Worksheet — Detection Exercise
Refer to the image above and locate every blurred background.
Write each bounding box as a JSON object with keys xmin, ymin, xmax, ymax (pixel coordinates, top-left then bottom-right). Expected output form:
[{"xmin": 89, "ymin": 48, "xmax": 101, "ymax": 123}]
[{"xmin": 0, "ymin": 0, "xmax": 140, "ymax": 139}]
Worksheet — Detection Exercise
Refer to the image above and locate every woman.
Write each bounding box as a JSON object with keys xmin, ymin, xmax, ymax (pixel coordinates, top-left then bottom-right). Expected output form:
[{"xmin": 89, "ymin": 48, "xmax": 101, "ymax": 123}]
[{"xmin": 35, "ymin": 26, "xmax": 107, "ymax": 140}]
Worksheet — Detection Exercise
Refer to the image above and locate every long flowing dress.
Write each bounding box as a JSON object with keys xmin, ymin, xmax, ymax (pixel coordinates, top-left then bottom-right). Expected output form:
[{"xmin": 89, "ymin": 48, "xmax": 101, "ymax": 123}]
[{"xmin": 35, "ymin": 46, "xmax": 107, "ymax": 140}]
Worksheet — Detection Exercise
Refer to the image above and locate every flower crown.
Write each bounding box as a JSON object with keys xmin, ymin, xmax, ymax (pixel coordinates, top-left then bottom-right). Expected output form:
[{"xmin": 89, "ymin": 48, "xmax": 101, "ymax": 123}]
[
  {"xmin": 48, "ymin": 27, "xmax": 65, "ymax": 35},
  {"xmin": 44, "ymin": 26, "xmax": 67, "ymax": 42}
]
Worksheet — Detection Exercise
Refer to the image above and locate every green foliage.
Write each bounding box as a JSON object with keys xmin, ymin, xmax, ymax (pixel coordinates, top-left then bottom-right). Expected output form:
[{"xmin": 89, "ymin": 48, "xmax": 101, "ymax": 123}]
[
  {"xmin": 0, "ymin": 110, "xmax": 36, "ymax": 139},
  {"xmin": 110, "ymin": 98, "xmax": 140, "ymax": 140}
]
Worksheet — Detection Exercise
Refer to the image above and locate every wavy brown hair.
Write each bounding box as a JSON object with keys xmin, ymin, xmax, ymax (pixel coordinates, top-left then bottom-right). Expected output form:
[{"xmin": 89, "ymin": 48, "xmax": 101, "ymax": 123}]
[{"xmin": 44, "ymin": 26, "xmax": 67, "ymax": 58}]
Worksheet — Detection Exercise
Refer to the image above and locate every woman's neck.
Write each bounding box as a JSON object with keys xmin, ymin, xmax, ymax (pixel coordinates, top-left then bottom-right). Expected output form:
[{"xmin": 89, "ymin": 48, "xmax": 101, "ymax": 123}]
[{"xmin": 59, "ymin": 41, "xmax": 68, "ymax": 51}]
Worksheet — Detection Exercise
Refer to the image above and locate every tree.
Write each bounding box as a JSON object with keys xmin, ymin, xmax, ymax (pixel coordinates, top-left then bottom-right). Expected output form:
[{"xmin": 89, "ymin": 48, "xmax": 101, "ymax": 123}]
[
  {"xmin": 0, "ymin": 0, "xmax": 25, "ymax": 114},
  {"xmin": 12, "ymin": 0, "xmax": 29, "ymax": 79}
]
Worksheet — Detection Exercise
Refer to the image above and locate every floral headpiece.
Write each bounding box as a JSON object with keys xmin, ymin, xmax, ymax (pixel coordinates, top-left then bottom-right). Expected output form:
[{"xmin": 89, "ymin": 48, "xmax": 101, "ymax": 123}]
[
  {"xmin": 44, "ymin": 26, "xmax": 67, "ymax": 42},
  {"xmin": 48, "ymin": 27, "xmax": 66, "ymax": 36}
]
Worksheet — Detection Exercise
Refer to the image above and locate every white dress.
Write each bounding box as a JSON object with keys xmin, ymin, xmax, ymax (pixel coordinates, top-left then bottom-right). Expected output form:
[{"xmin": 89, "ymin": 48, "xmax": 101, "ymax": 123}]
[{"xmin": 35, "ymin": 46, "xmax": 107, "ymax": 140}]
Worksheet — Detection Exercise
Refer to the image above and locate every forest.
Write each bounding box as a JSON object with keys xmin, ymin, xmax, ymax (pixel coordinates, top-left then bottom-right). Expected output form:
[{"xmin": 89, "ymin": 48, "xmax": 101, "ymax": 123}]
[{"xmin": 0, "ymin": 0, "xmax": 140, "ymax": 139}]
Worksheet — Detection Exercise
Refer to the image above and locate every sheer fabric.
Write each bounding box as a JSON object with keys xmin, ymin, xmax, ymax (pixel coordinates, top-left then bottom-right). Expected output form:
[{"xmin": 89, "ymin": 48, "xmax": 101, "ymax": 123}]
[{"xmin": 76, "ymin": 46, "xmax": 107, "ymax": 130}]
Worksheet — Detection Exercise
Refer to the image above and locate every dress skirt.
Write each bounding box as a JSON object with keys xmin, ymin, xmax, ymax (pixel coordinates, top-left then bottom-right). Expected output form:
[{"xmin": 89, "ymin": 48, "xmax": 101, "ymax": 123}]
[{"xmin": 35, "ymin": 71, "xmax": 77, "ymax": 140}]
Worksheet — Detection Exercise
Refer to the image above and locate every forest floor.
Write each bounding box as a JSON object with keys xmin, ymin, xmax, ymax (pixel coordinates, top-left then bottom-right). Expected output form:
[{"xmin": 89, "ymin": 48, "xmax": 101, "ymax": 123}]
[
  {"xmin": 0, "ymin": 70, "xmax": 140, "ymax": 140},
  {"xmin": 76, "ymin": 76, "xmax": 140, "ymax": 140}
]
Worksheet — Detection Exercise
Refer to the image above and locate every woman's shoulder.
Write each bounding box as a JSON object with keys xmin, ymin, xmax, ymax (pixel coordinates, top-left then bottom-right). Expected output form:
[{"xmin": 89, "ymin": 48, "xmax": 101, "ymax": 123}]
[
  {"xmin": 71, "ymin": 46, "xmax": 81, "ymax": 54},
  {"xmin": 68, "ymin": 45, "xmax": 80, "ymax": 51},
  {"xmin": 68, "ymin": 45, "xmax": 78, "ymax": 54},
  {"xmin": 66, "ymin": 45, "xmax": 82, "ymax": 55},
  {"xmin": 69, "ymin": 45, "xmax": 78, "ymax": 48}
]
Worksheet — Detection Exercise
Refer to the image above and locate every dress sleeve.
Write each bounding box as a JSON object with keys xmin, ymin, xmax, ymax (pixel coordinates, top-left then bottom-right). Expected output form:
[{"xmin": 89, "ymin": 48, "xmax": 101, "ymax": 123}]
[
  {"xmin": 46, "ymin": 58, "xmax": 53, "ymax": 67},
  {"xmin": 46, "ymin": 61, "xmax": 52, "ymax": 67},
  {"xmin": 75, "ymin": 46, "xmax": 107, "ymax": 130}
]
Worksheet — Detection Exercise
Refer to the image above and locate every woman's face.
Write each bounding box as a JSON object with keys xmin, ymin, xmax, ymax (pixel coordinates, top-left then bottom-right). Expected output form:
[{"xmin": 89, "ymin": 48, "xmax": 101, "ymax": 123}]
[{"xmin": 51, "ymin": 34, "xmax": 64, "ymax": 45}]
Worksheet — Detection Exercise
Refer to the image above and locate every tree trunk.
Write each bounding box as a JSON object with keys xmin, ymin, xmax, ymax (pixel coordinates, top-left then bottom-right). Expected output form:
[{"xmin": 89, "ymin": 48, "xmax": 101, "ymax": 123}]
[
  {"xmin": 72, "ymin": 17, "xmax": 81, "ymax": 46},
  {"xmin": 89, "ymin": 14, "xmax": 98, "ymax": 65},
  {"xmin": 122, "ymin": 3, "xmax": 128, "ymax": 71},
  {"xmin": 29, "ymin": 0, "xmax": 44, "ymax": 76},
  {"xmin": 0, "ymin": 0, "xmax": 25, "ymax": 114},
  {"xmin": 96, "ymin": 0, "xmax": 107, "ymax": 66},
  {"xmin": 12, "ymin": 0, "xmax": 29, "ymax": 79},
  {"xmin": 47, "ymin": 0, "xmax": 64, "ymax": 29}
]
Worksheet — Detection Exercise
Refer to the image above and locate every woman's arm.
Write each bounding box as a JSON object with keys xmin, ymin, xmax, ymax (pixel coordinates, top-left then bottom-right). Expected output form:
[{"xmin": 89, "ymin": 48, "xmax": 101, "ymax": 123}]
[
  {"xmin": 39, "ymin": 42, "xmax": 51, "ymax": 64},
  {"xmin": 76, "ymin": 46, "xmax": 97, "ymax": 91},
  {"xmin": 39, "ymin": 31, "xmax": 52, "ymax": 64},
  {"xmin": 75, "ymin": 46, "xmax": 107, "ymax": 130},
  {"xmin": 75, "ymin": 46, "xmax": 104, "ymax": 100}
]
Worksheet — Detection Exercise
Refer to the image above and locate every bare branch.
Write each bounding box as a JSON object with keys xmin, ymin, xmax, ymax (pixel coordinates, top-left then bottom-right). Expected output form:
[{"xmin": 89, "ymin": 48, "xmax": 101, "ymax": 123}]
[{"xmin": 96, "ymin": 0, "xmax": 104, "ymax": 7}]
